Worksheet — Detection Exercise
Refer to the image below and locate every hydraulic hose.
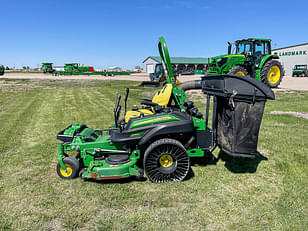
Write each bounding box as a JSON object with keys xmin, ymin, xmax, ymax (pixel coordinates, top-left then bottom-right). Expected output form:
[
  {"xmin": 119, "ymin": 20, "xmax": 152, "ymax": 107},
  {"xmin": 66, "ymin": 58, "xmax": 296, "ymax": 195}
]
[{"xmin": 178, "ymin": 80, "xmax": 202, "ymax": 91}]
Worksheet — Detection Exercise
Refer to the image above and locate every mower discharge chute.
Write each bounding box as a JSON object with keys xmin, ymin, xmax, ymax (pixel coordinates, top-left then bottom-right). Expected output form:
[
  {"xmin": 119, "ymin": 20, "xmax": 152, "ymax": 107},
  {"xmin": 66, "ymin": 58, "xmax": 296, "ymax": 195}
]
[{"xmin": 56, "ymin": 37, "xmax": 274, "ymax": 183}]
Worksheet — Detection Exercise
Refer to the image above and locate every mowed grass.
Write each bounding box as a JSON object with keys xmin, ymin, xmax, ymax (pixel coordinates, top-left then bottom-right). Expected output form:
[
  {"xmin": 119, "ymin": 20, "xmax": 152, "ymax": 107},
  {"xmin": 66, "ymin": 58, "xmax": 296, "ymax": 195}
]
[{"xmin": 0, "ymin": 79, "xmax": 307, "ymax": 231}]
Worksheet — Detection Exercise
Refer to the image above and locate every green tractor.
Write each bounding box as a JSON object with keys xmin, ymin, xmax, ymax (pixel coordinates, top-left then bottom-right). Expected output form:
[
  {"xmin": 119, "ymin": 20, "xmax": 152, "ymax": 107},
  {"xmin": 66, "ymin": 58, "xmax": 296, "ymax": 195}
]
[
  {"xmin": 292, "ymin": 65, "xmax": 308, "ymax": 77},
  {"xmin": 63, "ymin": 63, "xmax": 92, "ymax": 73},
  {"xmin": 207, "ymin": 38, "xmax": 284, "ymax": 88},
  {"xmin": 54, "ymin": 63, "xmax": 94, "ymax": 75},
  {"xmin": 56, "ymin": 37, "xmax": 274, "ymax": 183},
  {"xmin": 42, "ymin": 63, "xmax": 55, "ymax": 73},
  {"xmin": 0, "ymin": 65, "xmax": 4, "ymax": 76}
]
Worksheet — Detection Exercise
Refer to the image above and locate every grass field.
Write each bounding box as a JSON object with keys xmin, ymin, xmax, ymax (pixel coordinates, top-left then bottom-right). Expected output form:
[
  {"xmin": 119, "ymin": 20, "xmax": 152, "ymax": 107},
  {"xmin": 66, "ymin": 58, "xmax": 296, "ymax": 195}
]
[{"xmin": 0, "ymin": 79, "xmax": 307, "ymax": 231}]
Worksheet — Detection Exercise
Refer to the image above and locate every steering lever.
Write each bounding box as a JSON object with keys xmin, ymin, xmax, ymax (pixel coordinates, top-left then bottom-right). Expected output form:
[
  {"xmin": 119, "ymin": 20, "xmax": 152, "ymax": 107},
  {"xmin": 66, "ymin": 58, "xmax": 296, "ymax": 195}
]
[{"xmin": 114, "ymin": 93, "xmax": 121, "ymax": 127}]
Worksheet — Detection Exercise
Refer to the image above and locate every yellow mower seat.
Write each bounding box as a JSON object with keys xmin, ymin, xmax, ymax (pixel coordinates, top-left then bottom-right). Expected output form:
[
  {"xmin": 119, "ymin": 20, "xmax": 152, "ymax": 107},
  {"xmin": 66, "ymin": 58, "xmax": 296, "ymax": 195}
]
[
  {"xmin": 125, "ymin": 84, "xmax": 173, "ymax": 122},
  {"xmin": 125, "ymin": 109, "xmax": 153, "ymax": 122},
  {"xmin": 152, "ymin": 83, "xmax": 173, "ymax": 107}
]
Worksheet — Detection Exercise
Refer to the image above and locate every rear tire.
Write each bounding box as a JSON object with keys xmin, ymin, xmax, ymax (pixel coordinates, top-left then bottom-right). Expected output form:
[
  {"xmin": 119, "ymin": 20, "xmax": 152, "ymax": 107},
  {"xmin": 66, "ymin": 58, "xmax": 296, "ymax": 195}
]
[
  {"xmin": 261, "ymin": 60, "xmax": 283, "ymax": 88},
  {"xmin": 56, "ymin": 157, "xmax": 80, "ymax": 180},
  {"xmin": 228, "ymin": 66, "xmax": 249, "ymax": 76},
  {"xmin": 144, "ymin": 138, "xmax": 190, "ymax": 183}
]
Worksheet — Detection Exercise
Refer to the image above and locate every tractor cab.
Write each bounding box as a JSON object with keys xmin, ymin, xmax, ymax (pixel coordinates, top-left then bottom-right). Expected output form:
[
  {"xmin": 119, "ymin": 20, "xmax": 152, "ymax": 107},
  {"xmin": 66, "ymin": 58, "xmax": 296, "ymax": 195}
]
[
  {"xmin": 294, "ymin": 64, "xmax": 307, "ymax": 70},
  {"xmin": 150, "ymin": 64, "xmax": 165, "ymax": 83},
  {"xmin": 64, "ymin": 63, "xmax": 80, "ymax": 72},
  {"xmin": 41, "ymin": 63, "xmax": 54, "ymax": 73},
  {"xmin": 72, "ymin": 63, "xmax": 79, "ymax": 69},
  {"xmin": 234, "ymin": 38, "xmax": 271, "ymax": 65},
  {"xmin": 141, "ymin": 63, "xmax": 179, "ymax": 88}
]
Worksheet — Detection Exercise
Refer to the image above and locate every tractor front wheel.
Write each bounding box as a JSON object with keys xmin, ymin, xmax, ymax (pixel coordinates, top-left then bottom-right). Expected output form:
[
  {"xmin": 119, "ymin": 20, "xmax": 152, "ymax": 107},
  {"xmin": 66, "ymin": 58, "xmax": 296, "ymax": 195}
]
[
  {"xmin": 144, "ymin": 138, "xmax": 190, "ymax": 183},
  {"xmin": 56, "ymin": 157, "xmax": 80, "ymax": 180},
  {"xmin": 228, "ymin": 66, "xmax": 249, "ymax": 76},
  {"xmin": 261, "ymin": 60, "xmax": 283, "ymax": 88}
]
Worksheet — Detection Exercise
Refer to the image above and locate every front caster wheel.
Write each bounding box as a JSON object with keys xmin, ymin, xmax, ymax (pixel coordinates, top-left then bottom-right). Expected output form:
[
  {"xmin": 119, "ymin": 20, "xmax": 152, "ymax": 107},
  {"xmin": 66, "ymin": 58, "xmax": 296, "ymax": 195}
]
[
  {"xmin": 56, "ymin": 157, "xmax": 80, "ymax": 180},
  {"xmin": 144, "ymin": 138, "xmax": 190, "ymax": 183}
]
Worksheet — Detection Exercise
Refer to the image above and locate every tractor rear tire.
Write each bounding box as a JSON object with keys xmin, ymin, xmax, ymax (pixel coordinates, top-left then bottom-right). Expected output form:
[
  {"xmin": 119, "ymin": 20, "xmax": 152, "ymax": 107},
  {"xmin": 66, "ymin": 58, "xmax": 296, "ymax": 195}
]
[
  {"xmin": 144, "ymin": 138, "xmax": 190, "ymax": 183},
  {"xmin": 56, "ymin": 157, "xmax": 80, "ymax": 180},
  {"xmin": 228, "ymin": 66, "xmax": 249, "ymax": 76},
  {"xmin": 261, "ymin": 60, "xmax": 283, "ymax": 88}
]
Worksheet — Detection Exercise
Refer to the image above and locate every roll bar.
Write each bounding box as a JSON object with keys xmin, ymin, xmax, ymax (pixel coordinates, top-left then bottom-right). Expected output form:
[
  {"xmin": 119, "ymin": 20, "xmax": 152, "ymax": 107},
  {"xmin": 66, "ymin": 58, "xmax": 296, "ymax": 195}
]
[{"xmin": 158, "ymin": 37, "xmax": 176, "ymax": 84}]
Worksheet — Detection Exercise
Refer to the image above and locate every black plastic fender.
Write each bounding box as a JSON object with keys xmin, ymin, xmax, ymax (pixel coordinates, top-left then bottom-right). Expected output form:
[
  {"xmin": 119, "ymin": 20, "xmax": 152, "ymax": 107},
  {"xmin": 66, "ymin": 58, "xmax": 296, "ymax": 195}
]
[{"xmin": 138, "ymin": 120, "xmax": 194, "ymax": 146}]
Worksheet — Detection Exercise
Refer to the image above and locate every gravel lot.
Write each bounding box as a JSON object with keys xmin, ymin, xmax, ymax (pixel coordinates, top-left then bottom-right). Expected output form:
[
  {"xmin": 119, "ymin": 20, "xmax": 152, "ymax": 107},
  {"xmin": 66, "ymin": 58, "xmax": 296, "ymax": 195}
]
[{"xmin": 1, "ymin": 73, "xmax": 308, "ymax": 91}]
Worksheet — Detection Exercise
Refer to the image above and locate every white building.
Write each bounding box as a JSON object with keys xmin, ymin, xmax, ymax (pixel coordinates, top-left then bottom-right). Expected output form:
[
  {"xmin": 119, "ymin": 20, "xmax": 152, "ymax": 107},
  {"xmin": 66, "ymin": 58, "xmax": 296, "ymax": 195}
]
[{"xmin": 273, "ymin": 43, "xmax": 308, "ymax": 76}]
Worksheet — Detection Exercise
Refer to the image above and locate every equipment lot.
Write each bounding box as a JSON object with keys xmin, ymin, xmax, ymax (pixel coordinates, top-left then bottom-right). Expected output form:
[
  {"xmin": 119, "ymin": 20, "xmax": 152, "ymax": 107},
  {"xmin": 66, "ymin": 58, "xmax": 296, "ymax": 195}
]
[
  {"xmin": 2, "ymin": 73, "xmax": 308, "ymax": 91},
  {"xmin": 0, "ymin": 78, "xmax": 307, "ymax": 230}
]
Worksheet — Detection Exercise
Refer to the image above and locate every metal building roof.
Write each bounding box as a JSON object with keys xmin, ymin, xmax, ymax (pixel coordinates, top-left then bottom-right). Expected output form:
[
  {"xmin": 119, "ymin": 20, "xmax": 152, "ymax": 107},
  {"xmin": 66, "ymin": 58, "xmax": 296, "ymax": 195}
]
[
  {"xmin": 143, "ymin": 56, "xmax": 208, "ymax": 64},
  {"xmin": 272, "ymin": 42, "xmax": 308, "ymax": 51}
]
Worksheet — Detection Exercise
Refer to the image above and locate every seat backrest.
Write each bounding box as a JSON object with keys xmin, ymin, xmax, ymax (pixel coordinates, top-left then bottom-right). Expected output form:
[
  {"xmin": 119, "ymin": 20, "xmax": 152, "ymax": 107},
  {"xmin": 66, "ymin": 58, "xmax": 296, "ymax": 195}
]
[{"xmin": 152, "ymin": 83, "xmax": 173, "ymax": 107}]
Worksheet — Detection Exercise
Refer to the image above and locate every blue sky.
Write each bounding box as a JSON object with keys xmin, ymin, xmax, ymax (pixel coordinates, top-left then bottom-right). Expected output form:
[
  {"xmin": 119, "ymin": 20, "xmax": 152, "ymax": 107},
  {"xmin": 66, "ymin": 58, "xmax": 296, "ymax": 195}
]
[{"xmin": 0, "ymin": 0, "xmax": 307, "ymax": 69}]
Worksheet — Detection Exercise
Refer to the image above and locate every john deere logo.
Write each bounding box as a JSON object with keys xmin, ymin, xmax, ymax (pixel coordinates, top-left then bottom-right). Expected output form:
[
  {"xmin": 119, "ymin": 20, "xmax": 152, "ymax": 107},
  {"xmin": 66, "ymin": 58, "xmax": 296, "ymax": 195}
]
[{"xmin": 275, "ymin": 50, "xmax": 307, "ymax": 56}]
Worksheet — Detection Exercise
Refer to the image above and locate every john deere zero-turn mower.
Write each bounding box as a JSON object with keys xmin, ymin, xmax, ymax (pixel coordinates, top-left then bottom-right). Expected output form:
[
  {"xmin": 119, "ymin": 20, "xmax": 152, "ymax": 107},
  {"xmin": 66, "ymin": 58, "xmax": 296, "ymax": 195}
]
[
  {"xmin": 56, "ymin": 37, "xmax": 275, "ymax": 183},
  {"xmin": 206, "ymin": 38, "xmax": 284, "ymax": 88}
]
